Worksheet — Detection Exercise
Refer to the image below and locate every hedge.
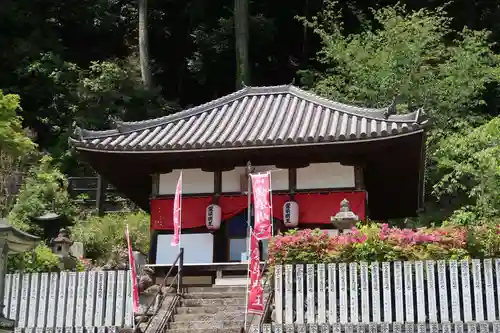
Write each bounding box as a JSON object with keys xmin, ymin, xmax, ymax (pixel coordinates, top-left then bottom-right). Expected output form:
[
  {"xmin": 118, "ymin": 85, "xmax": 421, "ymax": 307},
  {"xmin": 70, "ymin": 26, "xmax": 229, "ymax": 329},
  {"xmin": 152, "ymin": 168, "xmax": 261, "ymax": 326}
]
[{"xmin": 268, "ymin": 223, "xmax": 500, "ymax": 265}]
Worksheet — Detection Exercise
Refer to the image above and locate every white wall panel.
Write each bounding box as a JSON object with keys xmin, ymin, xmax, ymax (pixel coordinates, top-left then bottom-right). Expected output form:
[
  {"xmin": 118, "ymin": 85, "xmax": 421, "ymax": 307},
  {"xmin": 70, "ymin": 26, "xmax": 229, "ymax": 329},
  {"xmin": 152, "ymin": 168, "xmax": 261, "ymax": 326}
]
[
  {"xmin": 158, "ymin": 169, "xmax": 214, "ymax": 194},
  {"xmin": 156, "ymin": 233, "xmax": 214, "ymax": 264},
  {"xmin": 296, "ymin": 163, "xmax": 355, "ymax": 189},
  {"xmin": 221, "ymin": 165, "xmax": 288, "ymax": 192},
  {"xmin": 221, "ymin": 167, "xmax": 245, "ymax": 193}
]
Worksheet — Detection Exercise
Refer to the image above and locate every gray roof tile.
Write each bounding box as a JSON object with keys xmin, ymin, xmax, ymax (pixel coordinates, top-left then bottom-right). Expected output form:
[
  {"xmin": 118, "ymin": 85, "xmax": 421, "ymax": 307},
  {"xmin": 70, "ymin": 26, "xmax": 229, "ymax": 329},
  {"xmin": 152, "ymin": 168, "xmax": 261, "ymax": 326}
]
[{"xmin": 70, "ymin": 85, "xmax": 429, "ymax": 152}]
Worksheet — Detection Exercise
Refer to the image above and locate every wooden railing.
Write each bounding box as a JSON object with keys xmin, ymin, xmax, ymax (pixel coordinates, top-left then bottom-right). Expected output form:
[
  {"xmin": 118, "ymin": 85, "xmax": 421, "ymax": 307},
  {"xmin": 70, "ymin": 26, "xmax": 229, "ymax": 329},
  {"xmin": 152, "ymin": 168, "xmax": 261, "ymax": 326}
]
[
  {"xmin": 268, "ymin": 259, "xmax": 500, "ymax": 333},
  {"xmin": 68, "ymin": 176, "xmax": 135, "ymax": 214},
  {"xmin": 135, "ymin": 248, "xmax": 184, "ymax": 333}
]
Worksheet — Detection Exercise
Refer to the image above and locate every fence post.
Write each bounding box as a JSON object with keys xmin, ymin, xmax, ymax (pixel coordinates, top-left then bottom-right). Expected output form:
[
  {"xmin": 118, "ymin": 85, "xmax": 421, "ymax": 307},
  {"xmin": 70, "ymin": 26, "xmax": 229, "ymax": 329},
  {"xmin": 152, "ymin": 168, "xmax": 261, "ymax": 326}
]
[{"xmin": 178, "ymin": 248, "xmax": 184, "ymax": 295}]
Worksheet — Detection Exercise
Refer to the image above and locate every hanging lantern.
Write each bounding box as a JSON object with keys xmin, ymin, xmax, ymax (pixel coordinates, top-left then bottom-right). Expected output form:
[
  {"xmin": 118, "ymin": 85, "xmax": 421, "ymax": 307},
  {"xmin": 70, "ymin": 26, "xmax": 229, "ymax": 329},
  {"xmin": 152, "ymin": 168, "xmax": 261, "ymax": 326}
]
[
  {"xmin": 283, "ymin": 201, "xmax": 299, "ymax": 227},
  {"xmin": 206, "ymin": 204, "xmax": 222, "ymax": 230}
]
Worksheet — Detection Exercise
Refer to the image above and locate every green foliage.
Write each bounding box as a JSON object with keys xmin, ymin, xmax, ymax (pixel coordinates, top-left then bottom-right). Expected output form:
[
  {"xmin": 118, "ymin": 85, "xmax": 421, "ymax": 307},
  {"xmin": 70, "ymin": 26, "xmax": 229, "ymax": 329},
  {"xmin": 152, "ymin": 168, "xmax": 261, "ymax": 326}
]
[
  {"xmin": 13, "ymin": 52, "xmax": 175, "ymax": 173},
  {"xmin": 434, "ymin": 117, "xmax": 500, "ymax": 224},
  {"xmin": 0, "ymin": 90, "xmax": 35, "ymax": 156},
  {"xmin": 299, "ymin": 2, "xmax": 500, "ymax": 225},
  {"xmin": 299, "ymin": 3, "xmax": 500, "ymax": 125},
  {"xmin": 268, "ymin": 224, "xmax": 500, "ymax": 266},
  {"xmin": 74, "ymin": 57, "xmax": 175, "ymax": 130},
  {"xmin": 8, "ymin": 156, "xmax": 77, "ymax": 235},
  {"xmin": 71, "ymin": 211, "xmax": 150, "ymax": 262},
  {"xmin": 7, "ymin": 243, "xmax": 61, "ymax": 273}
]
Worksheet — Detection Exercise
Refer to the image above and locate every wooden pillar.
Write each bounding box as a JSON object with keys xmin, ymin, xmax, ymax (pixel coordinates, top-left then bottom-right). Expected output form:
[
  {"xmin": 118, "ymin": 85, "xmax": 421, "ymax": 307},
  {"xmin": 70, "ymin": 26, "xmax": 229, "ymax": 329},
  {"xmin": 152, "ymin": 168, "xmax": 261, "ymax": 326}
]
[
  {"xmin": 149, "ymin": 174, "xmax": 160, "ymax": 264},
  {"xmin": 354, "ymin": 165, "xmax": 368, "ymax": 220},
  {"xmin": 149, "ymin": 230, "xmax": 158, "ymax": 264},
  {"xmin": 151, "ymin": 174, "xmax": 159, "ymax": 197},
  {"xmin": 354, "ymin": 165, "xmax": 365, "ymax": 190},
  {"xmin": 96, "ymin": 174, "xmax": 106, "ymax": 216},
  {"xmin": 288, "ymin": 168, "xmax": 297, "ymax": 195},
  {"xmin": 213, "ymin": 171, "xmax": 222, "ymax": 203},
  {"xmin": 213, "ymin": 171, "xmax": 226, "ymax": 263}
]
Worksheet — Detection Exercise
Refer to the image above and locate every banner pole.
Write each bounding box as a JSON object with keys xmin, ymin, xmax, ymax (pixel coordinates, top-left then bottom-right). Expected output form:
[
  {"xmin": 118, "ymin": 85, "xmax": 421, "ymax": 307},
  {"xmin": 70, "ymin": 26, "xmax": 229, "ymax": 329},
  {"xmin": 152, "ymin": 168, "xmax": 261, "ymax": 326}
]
[
  {"xmin": 178, "ymin": 171, "xmax": 183, "ymax": 293},
  {"xmin": 126, "ymin": 224, "xmax": 136, "ymax": 328},
  {"xmin": 269, "ymin": 171, "xmax": 274, "ymax": 237},
  {"xmin": 243, "ymin": 162, "xmax": 253, "ymax": 333}
]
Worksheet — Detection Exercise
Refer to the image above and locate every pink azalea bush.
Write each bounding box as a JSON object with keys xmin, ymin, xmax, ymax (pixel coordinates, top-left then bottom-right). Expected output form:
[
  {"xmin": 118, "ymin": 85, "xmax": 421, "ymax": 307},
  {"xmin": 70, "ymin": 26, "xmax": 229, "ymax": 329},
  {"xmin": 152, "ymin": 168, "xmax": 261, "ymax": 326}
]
[{"xmin": 268, "ymin": 223, "xmax": 500, "ymax": 266}]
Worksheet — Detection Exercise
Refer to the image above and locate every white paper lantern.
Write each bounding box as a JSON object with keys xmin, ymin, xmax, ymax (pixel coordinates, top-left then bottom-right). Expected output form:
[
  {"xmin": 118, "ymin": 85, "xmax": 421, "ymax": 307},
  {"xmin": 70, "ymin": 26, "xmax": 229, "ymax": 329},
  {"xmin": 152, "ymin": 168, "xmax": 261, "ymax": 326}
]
[
  {"xmin": 283, "ymin": 201, "xmax": 299, "ymax": 227},
  {"xmin": 206, "ymin": 204, "xmax": 222, "ymax": 230}
]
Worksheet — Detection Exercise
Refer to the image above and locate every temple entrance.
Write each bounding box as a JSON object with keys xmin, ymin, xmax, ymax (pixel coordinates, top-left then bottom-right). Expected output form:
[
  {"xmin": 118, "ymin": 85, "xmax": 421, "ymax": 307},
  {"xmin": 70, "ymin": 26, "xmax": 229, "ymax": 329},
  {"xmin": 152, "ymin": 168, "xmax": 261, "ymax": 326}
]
[
  {"xmin": 224, "ymin": 209, "xmax": 270, "ymax": 263},
  {"xmin": 226, "ymin": 210, "xmax": 249, "ymax": 262}
]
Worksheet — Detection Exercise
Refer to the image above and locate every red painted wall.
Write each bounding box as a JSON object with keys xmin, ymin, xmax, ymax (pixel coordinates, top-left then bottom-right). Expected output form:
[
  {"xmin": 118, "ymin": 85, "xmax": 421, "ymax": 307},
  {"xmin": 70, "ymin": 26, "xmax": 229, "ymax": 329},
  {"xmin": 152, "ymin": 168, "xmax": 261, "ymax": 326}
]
[{"xmin": 150, "ymin": 191, "xmax": 366, "ymax": 230}]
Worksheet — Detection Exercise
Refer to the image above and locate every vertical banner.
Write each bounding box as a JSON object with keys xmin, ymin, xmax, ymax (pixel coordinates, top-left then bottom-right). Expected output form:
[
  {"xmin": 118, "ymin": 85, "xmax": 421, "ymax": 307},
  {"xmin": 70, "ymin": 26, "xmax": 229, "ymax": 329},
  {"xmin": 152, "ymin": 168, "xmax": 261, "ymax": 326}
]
[
  {"xmin": 125, "ymin": 225, "xmax": 140, "ymax": 314},
  {"xmin": 171, "ymin": 172, "xmax": 183, "ymax": 246},
  {"xmin": 250, "ymin": 172, "xmax": 272, "ymax": 240},
  {"xmin": 247, "ymin": 233, "xmax": 264, "ymax": 314}
]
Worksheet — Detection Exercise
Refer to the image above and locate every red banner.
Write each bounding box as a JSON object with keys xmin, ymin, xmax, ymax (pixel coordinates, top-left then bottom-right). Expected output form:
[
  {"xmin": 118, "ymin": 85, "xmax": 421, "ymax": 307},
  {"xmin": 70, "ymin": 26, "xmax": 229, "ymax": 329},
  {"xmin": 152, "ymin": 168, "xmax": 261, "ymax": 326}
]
[
  {"xmin": 171, "ymin": 172, "xmax": 183, "ymax": 246},
  {"xmin": 250, "ymin": 173, "xmax": 272, "ymax": 240},
  {"xmin": 247, "ymin": 232, "xmax": 264, "ymax": 314},
  {"xmin": 125, "ymin": 225, "xmax": 140, "ymax": 313}
]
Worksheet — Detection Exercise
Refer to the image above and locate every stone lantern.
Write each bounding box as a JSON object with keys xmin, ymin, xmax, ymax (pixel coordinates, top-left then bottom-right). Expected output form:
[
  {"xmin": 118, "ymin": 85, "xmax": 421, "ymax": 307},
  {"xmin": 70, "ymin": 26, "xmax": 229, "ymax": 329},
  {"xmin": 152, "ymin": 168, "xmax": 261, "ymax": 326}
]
[
  {"xmin": 330, "ymin": 199, "xmax": 359, "ymax": 231},
  {"xmin": 50, "ymin": 228, "xmax": 77, "ymax": 269},
  {"xmin": 0, "ymin": 219, "xmax": 39, "ymax": 333},
  {"xmin": 50, "ymin": 228, "xmax": 73, "ymax": 258}
]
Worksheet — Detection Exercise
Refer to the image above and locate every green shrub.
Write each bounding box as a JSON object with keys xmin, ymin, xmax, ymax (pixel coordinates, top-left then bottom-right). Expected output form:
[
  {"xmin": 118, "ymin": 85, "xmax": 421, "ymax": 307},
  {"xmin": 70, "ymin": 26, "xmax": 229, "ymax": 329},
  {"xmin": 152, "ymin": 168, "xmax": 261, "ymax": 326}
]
[
  {"xmin": 268, "ymin": 223, "xmax": 500, "ymax": 266},
  {"xmin": 8, "ymin": 156, "xmax": 78, "ymax": 235},
  {"xmin": 7, "ymin": 243, "xmax": 61, "ymax": 273},
  {"xmin": 71, "ymin": 211, "xmax": 150, "ymax": 262}
]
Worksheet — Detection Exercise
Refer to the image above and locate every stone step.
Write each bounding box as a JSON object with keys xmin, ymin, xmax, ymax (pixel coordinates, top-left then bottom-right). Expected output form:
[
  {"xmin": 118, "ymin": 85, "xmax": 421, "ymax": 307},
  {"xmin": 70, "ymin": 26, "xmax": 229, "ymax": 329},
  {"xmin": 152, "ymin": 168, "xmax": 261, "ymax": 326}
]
[
  {"xmin": 183, "ymin": 292, "xmax": 246, "ymax": 299},
  {"xmin": 169, "ymin": 320, "xmax": 242, "ymax": 330},
  {"xmin": 215, "ymin": 277, "xmax": 249, "ymax": 286},
  {"xmin": 176, "ymin": 305, "xmax": 246, "ymax": 314},
  {"xmin": 165, "ymin": 329, "xmax": 242, "ymax": 333},
  {"xmin": 185, "ymin": 285, "xmax": 271, "ymax": 293},
  {"xmin": 181, "ymin": 297, "xmax": 246, "ymax": 306},
  {"xmin": 173, "ymin": 311, "xmax": 245, "ymax": 322},
  {"xmin": 186, "ymin": 285, "xmax": 248, "ymax": 293},
  {"xmin": 215, "ymin": 277, "xmax": 273, "ymax": 287}
]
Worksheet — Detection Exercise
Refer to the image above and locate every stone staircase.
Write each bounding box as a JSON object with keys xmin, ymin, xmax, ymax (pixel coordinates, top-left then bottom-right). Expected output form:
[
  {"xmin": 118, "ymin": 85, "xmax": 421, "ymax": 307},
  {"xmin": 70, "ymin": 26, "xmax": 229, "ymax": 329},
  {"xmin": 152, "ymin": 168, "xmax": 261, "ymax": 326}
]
[{"xmin": 165, "ymin": 285, "xmax": 253, "ymax": 333}]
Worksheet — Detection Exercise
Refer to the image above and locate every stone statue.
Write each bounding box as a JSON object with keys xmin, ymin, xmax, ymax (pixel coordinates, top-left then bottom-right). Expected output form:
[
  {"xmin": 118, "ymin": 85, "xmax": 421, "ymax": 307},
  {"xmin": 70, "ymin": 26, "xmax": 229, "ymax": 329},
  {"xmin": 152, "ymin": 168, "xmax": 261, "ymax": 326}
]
[{"xmin": 138, "ymin": 266, "xmax": 155, "ymax": 293}]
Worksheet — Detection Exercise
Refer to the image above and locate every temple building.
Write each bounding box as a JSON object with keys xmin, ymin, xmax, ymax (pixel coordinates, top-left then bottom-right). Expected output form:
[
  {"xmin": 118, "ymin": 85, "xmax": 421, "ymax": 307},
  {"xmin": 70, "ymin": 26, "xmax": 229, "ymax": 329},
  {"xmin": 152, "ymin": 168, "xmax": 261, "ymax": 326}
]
[{"xmin": 69, "ymin": 85, "xmax": 429, "ymax": 267}]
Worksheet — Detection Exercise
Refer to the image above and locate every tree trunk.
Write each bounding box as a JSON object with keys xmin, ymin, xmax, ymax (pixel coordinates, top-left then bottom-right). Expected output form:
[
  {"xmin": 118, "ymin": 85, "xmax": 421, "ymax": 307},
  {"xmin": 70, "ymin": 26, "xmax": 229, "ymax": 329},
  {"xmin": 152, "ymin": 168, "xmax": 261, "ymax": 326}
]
[
  {"xmin": 139, "ymin": 0, "xmax": 152, "ymax": 88},
  {"xmin": 234, "ymin": 0, "xmax": 250, "ymax": 89}
]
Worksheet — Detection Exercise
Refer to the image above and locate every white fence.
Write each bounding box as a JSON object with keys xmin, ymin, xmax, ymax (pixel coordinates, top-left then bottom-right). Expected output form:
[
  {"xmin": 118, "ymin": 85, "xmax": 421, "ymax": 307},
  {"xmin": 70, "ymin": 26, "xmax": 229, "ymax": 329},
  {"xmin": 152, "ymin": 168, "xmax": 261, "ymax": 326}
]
[
  {"xmin": 4, "ymin": 270, "xmax": 133, "ymax": 329},
  {"xmin": 13, "ymin": 328, "xmax": 120, "ymax": 333},
  {"xmin": 271, "ymin": 259, "xmax": 500, "ymax": 332}
]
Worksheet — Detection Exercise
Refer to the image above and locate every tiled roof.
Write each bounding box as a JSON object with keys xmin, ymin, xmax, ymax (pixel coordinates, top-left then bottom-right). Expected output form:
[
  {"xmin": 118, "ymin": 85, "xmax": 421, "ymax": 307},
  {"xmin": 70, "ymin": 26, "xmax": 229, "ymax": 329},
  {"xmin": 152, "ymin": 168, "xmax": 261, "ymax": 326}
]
[{"xmin": 69, "ymin": 85, "xmax": 429, "ymax": 152}]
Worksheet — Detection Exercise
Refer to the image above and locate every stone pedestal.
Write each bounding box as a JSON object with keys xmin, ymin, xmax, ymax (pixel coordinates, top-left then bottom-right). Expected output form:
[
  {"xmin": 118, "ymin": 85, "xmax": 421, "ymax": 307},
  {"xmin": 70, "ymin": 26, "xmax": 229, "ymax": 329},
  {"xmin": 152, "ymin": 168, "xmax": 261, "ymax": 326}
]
[
  {"xmin": 0, "ymin": 219, "xmax": 39, "ymax": 332},
  {"xmin": 330, "ymin": 199, "xmax": 359, "ymax": 232}
]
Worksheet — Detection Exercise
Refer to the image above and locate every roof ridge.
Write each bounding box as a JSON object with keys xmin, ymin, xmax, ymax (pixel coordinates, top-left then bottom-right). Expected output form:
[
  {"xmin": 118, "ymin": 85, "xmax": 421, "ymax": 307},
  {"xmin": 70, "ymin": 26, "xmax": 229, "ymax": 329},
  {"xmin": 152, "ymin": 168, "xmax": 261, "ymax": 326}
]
[
  {"xmin": 288, "ymin": 86, "xmax": 422, "ymax": 122},
  {"xmin": 117, "ymin": 85, "xmax": 255, "ymax": 127},
  {"xmin": 111, "ymin": 85, "xmax": 295, "ymax": 134},
  {"xmin": 115, "ymin": 84, "xmax": 416, "ymax": 128},
  {"xmin": 75, "ymin": 84, "xmax": 424, "ymax": 141},
  {"xmin": 289, "ymin": 86, "xmax": 387, "ymax": 113}
]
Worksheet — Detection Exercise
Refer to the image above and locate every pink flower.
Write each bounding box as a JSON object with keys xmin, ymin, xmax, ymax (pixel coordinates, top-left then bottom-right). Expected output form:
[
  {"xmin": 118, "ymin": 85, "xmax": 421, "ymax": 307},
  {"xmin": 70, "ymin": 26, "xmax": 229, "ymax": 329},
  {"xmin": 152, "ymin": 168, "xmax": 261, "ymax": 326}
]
[{"xmin": 353, "ymin": 234, "xmax": 368, "ymax": 244}]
